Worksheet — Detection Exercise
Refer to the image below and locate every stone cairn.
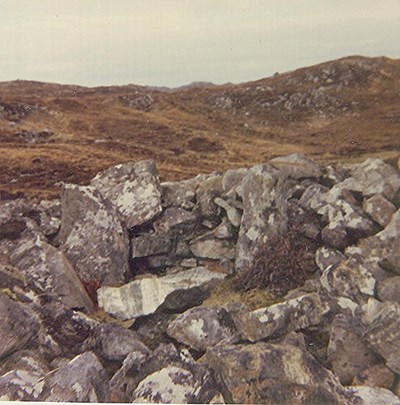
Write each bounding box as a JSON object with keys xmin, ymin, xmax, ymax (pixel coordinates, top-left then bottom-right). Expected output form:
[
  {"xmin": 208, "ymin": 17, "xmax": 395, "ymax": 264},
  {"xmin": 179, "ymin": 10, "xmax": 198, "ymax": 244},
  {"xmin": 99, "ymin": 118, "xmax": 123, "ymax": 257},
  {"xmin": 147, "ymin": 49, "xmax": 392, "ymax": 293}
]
[{"xmin": 0, "ymin": 153, "xmax": 399, "ymax": 404}]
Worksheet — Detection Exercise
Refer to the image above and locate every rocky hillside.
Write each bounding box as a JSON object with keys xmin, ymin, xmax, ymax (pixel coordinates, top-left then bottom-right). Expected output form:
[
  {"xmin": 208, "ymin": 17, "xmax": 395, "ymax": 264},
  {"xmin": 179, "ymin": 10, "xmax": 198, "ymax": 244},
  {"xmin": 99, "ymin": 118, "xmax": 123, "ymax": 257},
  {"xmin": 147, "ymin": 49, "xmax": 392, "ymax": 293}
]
[
  {"xmin": 0, "ymin": 154, "xmax": 400, "ymax": 403},
  {"xmin": 0, "ymin": 55, "xmax": 399, "ymax": 199}
]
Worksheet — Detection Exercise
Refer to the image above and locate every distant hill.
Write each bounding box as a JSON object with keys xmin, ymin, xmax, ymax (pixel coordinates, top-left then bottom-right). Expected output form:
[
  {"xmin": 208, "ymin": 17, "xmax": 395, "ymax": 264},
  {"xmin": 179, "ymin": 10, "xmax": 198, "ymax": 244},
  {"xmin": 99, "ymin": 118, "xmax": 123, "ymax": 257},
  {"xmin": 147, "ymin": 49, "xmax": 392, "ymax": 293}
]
[{"xmin": 0, "ymin": 55, "xmax": 399, "ymax": 199}]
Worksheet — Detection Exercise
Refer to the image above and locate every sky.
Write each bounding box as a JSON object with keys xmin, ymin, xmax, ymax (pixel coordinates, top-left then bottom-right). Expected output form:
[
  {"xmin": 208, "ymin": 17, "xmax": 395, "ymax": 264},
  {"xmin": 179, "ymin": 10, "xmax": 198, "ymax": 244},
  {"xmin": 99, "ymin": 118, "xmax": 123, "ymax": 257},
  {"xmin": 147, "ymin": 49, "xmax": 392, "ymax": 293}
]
[{"xmin": 1, "ymin": 0, "xmax": 400, "ymax": 87}]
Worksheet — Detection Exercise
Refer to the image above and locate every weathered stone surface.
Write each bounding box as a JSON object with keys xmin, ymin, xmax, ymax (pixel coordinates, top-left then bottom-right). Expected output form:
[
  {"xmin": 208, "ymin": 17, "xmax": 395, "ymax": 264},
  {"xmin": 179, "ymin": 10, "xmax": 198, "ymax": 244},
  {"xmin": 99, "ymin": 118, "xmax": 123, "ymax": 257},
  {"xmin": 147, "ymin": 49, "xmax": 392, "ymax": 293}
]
[
  {"xmin": 8, "ymin": 235, "xmax": 94, "ymax": 311},
  {"xmin": 235, "ymin": 164, "xmax": 284, "ymax": 273},
  {"xmin": 0, "ymin": 349, "xmax": 50, "ymax": 376},
  {"xmin": 377, "ymin": 276, "xmax": 400, "ymax": 303},
  {"xmin": 315, "ymin": 246, "xmax": 346, "ymax": 272},
  {"xmin": 36, "ymin": 351, "xmax": 109, "ymax": 402},
  {"xmin": 90, "ymin": 160, "xmax": 162, "ymax": 228},
  {"xmin": 131, "ymin": 233, "xmax": 175, "ymax": 258},
  {"xmin": 321, "ymin": 222, "xmax": 349, "ymax": 249},
  {"xmin": 57, "ymin": 183, "xmax": 129, "ymax": 286},
  {"xmin": 221, "ymin": 167, "xmax": 249, "ymax": 195},
  {"xmin": 214, "ymin": 197, "xmax": 242, "ymax": 227},
  {"xmin": 352, "ymin": 363, "xmax": 395, "ymax": 390},
  {"xmin": 153, "ymin": 207, "xmax": 199, "ymax": 233},
  {"xmin": 0, "ymin": 370, "xmax": 43, "ymax": 401},
  {"xmin": 206, "ymin": 342, "xmax": 349, "ymax": 404},
  {"xmin": 189, "ymin": 238, "xmax": 235, "ymax": 260},
  {"xmin": 350, "ymin": 386, "xmax": 400, "ymax": 405},
  {"xmin": 231, "ymin": 293, "xmax": 330, "ymax": 342},
  {"xmin": 327, "ymin": 313, "xmax": 380, "ymax": 385},
  {"xmin": 98, "ymin": 267, "xmax": 225, "ymax": 320},
  {"xmin": 0, "ymin": 292, "xmax": 40, "ymax": 358},
  {"xmin": 196, "ymin": 174, "xmax": 223, "ymax": 219},
  {"xmin": 84, "ymin": 323, "xmax": 150, "ymax": 362},
  {"xmin": 0, "ymin": 263, "xmax": 26, "ymax": 290},
  {"xmin": 299, "ymin": 183, "xmax": 329, "ymax": 211},
  {"xmin": 346, "ymin": 158, "xmax": 400, "ymax": 200},
  {"xmin": 363, "ymin": 193, "xmax": 396, "ymax": 227},
  {"xmin": 167, "ymin": 307, "xmax": 238, "ymax": 351},
  {"xmin": 270, "ymin": 153, "xmax": 323, "ymax": 179},
  {"xmin": 359, "ymin": 299, "xmax": 400, "ymax": 373},
  {"xmin": 131, "ymin": 366, "xmax": 199, "ymax": 403}
]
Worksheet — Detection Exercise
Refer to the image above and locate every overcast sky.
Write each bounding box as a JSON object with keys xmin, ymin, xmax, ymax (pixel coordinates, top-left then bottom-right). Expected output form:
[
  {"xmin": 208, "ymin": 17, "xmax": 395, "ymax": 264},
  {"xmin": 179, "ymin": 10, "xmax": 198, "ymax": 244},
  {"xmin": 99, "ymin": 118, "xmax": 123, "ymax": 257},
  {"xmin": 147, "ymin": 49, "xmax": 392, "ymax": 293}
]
[{"xmin": 1, "ymin": 0, "xmax": 400, "ymax": 87}]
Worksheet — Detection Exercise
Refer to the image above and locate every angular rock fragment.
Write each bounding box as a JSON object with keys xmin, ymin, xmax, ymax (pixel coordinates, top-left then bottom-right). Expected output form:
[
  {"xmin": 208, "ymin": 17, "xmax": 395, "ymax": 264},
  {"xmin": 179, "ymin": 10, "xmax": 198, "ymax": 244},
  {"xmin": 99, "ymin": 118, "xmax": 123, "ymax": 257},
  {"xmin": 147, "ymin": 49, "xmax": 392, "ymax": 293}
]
[
  {"xmin": 189, "ymin": 238, "xmax": 235, "ymax": 260},
  {"xmin": 0, "ymin": 292, "xmax": 40, "ymax": 358},
  {"xmin": 8, "ymin": 235, "xmax": 94, "ymax": 311},
  {"xmin": 206, "ymin": 342, "xmax": 349, "ymax": 404},
  {"xmin": 352, "ymin": 363, "xmax": 395, "ymax": 390},
  {"xmin": 167, "ymin": 307, "xmax": 239, "ymax": 351},
  {"xmin": 231, "ymin": 293, "xmax": 330, "ymax": 342},
  {"xmin": 36, "ymin": 351, "xmax": 109, "ymax": 402},
  {"xmin": 363, "ymin": 193, "xmax": 396, "ymax": 227},
  {"xmin": 196, "ymin": 174, "xmax": 223, "ymax": 219},
  {"xmin": 315, "ymin": 246, "xmax": 346, "ymax": 272},
  {"xmin": 350, "ymin": 386, "xmax": 400, "ymax": 405},
  {"xmin": 269, "ymin": 153, "xmax": 323, "ymax": 179},
  {"xmin": 90, "ymin": 160, "xmax": 162, "ymax": 228},
  {"xmin": 0, "ymin": 349, "xmax": 50, "ymax": 376},
  {"xmin": 376, "ymin": 276, "xmax": 400, "ymax": 303},
  {"xmin": 153, "ymin": 207, "xmax": 199, "ymax": 233},
  {"xmin": 57, "ymin": 183, "xmax": 129, "ymax": 286},
  {"xmin": 0, "ymin": 370, "xmax": 43, "ymax": 401},
  {"xmin": 214, "ymin": 197, "xmax": 242, "ymax": 227},
  {"xmin": 131, "ymin": 233, "xmax": 175, "ymax": 258},
  {"xmin": 98, "ymin": 267, "xmax": 225, "ymax": 320}
]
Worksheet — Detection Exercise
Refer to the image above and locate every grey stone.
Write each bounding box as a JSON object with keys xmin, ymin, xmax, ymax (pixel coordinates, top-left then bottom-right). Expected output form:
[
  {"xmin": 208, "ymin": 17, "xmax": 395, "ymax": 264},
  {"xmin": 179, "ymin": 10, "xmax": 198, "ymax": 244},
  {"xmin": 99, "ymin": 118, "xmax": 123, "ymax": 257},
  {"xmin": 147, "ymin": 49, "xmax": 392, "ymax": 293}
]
[
  {"xmin": 131, "ymin": 233, "xmax": 175, "ymax": 258},
  {"xmin": 153, "ymin": 207, "xmax": 199, "ymax": 233},
  {"xmin": 167, "ymin": 307, "xmax": 239, "ymax": 351},
  {"xmin": 269, "ymin": 153, "xmax": 323, "ymax": 179},
  {"xmin": 315, "ymin": 246, "xmax": 346, "ymax": 272},
  {"xmin": 231, "ymin": 293, "xmax": 330, "ymax": 342},
  {"xmin": 84, "ymin": 323, "xmax": 150, "ymax": 362},
  {"xmin": 180, "ymin": 258, "xmax": 197, "ymax": 268},
  {"xmin": 299, "ymin": 183, "xmax": 329, "ymax": 211},
  {"xmin": 0, "ymin": 349, "xmax": 50, "ymax": 377},
  {"xmin": 359, "ymin": 299, "xmax": 400, "ymax": 373},
  {"xmin": 214, "ymin": 197, "xmax": 242, "ymax": 227},
  {"xmin": 0, "ymin": 370, "xmax": 43, "ymax": 401},
  {"xmin": 7, "ymin": 235, "xmax": 94, "ymax": 312},
  {"xmin": 321, "ymin": 221, "xmax": 349, "ymax": 250},
  {"xmin": 363, "ymin": 194, "xmax": 396, "ymax": 227},
  {"xmin": 189, "ymin": 238, "xmax": 235, "ymax": 260},
  {"xmin": 36, "ymin": 351, "xmax": 109, "ymax": 402},
  {"xmin": 98, "ymin": 267, "xmax": 225, "ymax": 320},
  {"xmin": 349, "ymin": 386, "xmax": 400, "ymax": 405},
  {"xmin": 196, "ymin": 174, "xmax": 223, "ymax": 219},
  {"xmin": 377, "ymin": 276, "xmax": 400, "ymax": 303},
  {"xmin": 327, "ymin": 313, "xmax": 380, "ymax": 385},
  {"xmin": 57, "ymin": 183, "xmax": 129, "ymax": 286},
  {"xmin": 222, "ymin": 167, "xmax": 249, "ymax": 195},
  {"xmin": 205, "ymin": 342, "xmax": 350, "ymax": 404},
  {"xmin": 0, "ymin": 292, "xmax": 40, "ymax": 359},
  {"xmin": 90, "ymin": 160, "xmax": 162, "ymax": 228}
]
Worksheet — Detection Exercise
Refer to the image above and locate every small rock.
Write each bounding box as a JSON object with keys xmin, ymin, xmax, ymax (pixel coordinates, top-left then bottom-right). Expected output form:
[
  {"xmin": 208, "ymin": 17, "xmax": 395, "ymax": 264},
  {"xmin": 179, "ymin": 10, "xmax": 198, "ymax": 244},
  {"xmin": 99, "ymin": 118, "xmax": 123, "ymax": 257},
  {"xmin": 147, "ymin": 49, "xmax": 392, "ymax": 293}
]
[
  {"xmin": 377, "ymin": 276, "xmax": 400, "ymax": 303},
  {"xmin": 90, "ymin": 160, "xmax": 162, "ymax": 229},
  {"xmin": 315, "ymin": 246, "xmax": 346, "ymax": 272},
  {"xmin": 214, "ymin": 197, "xmax": 242, "ymax": 227},
  {"xmin": 153, "ymin": 207, "xmax": 199, "ymax": 233},
  {"xmin": 363, "ymin": 194, "xmax": 396, "ymax": 227},
  {"xmin": 0, "ymin": 370, "xmax": 43, "ymax": 401},
  {"xmin": 189, "ymin": 238, "xmax": 235, "ymax": 260},
  {"xmin": 131, "ymin": 233, "xmax": 175, "ymax": 258},
  {"xmin": 98, "ymin": 267, "xmax": 225, "ymax": 320}
]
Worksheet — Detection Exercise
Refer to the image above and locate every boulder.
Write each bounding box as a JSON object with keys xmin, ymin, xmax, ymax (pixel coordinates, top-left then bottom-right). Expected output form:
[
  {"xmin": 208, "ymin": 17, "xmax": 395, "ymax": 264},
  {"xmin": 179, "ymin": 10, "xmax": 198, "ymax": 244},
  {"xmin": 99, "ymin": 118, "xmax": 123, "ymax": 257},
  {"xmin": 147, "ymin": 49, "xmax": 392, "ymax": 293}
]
[
  {"xmin": 57, "ymin": 183, "xmax": 129, "ymax": 286},
  {"xmin": 7, "ymin": 235, "xmax": 94, "ymax": 311},
  {"xmin": 0, "ymin": 292, "xmax": 40, "ymax": 358},
  {"xmin": 363, "ymin": 194, "xmax": 396, "ymax": 227},
  {"xmin": 269, "ymin": 153, "xmax": 323, "ymax": 179},
  {"xmin": 36, "ymin": 352, "xmax": 109, "ymax": 402},
  {"xmin": 98, "ymin": 267, "xmax": 225, "ymax": 320},
  {"xmin": 166, "ymin": 307, "xmax": 239, "ymax": 351},
  {"xmin": 327, "ymin": 313, "xmax": 380, "ymax": 385},
  {"xmin": 90, "ymin": 160, "xmax": 162, "ymax": 228},
  {"xmin": 205, "ymin": 342, "xmax": 349, "ymax": 404},
  {"xmin": 230, "ymin": 293, "xmax": 330, "ymax": 342},
  {"xmin": 359, "ymin": 299, "xmax": 400, "ymax": 373}
]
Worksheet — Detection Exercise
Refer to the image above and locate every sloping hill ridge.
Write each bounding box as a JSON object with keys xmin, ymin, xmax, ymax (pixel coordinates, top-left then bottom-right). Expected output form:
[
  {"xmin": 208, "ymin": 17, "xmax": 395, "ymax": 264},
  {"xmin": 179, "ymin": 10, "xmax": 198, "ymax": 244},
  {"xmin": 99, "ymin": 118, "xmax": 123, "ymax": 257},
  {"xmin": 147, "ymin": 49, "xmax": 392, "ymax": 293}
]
[{"xmin": 0, "ymin": 55, "xmax": 399, "ymax": 199}]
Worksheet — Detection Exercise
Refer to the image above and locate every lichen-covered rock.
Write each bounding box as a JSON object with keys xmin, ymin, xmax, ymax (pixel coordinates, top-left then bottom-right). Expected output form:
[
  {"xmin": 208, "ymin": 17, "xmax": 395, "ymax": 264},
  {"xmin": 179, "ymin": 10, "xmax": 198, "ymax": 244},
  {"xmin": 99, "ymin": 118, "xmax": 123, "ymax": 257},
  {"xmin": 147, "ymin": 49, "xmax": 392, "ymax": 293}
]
[
  {"xmin": 269, "ymin": 153, "xmax": 323, "ymax": 179},
  {"xmin": 98, "ymin": 267, "xmax": 225, "ymax": 320},
  {"xmin": 57, "ymin": 183, "xmax": 129, "ymax": 286},
  {"xmin": 231, "ymin": 293, "xmax": 330, "ymax": 342},
  {"xmin": 206, "ymin": 342, "xmax": 350, "ymax": 404},
  {"xmin": 131, "ymin": 233, "xmax": 175, "ymax": 258},
  {"xmin": 84, "ymin": 323, "xmax": 150, "ymax": 362},
  {"xmin": 376, "ymin": 276, "xmax": 400, "ymax": 303},
  {"xmin": 7, "ymin": 235, "xmax": 94, "ymax": 311},
  {"xmin": 352, "ymin": 363, "xmax": 395, "ymax": 390},
  {"xmin": 90, "ymin": 160, "xmax": 162, "ymax": 228},
  {"xmin": 359, "ymin": 299, "xmax": 400, "ymax": 373},
  {"xmin": 196, "ymin": 174, "xmax": 223, "ymax": 219},
  {"xmin": 166, "ymin": 307, "xmax": 239, "ymax": 351},
  {"xmin": 189, "ymin": 238, "xmax": 235, "ymax": 260},
  {"xmin": 35, "ymin": 352, "xmax": 108, "ymax": 402},
  {"xmin": 349, "ymin": 386, "xmax": 400, "ymax": 405},
  {"xmin": 315, "ymin": 246, "xmax": 346, "ymax": 272},
  {"xmin": 235, "ymin": 164, "xmax": 284, "ymax": 273},
  {"xmin": 363, "ymin": 193, "xmax": 396, "ymax": 227},
  {"xmin": 214, "ymin": 197, "xmax": 242, "ymax": 227},
  {"xmin": 153, "ymin": 207, "xmax": 199, "ymax": 233},
  {"xmin": 0, "ymin": 292, "xmax": 40, "ymax": 359},
  {"xmin": 0, "ymin": 370, "xmax": 43, "ymax": 401},
  {"xmin": 327, "ymin": 313, "xmax": 380, "ymax": 385}
]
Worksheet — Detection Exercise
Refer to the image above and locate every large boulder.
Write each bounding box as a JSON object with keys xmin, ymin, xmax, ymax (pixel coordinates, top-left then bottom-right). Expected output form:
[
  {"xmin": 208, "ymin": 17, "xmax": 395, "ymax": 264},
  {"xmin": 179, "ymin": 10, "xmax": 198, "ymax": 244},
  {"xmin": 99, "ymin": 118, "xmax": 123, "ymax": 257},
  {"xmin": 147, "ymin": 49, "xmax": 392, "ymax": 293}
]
[
  {"xmin": 90, "ymin": 160, "xmax": 162, "ymax": 228},
  {"xmin": 57, "ymin": 183, "xmax": 129, "ymax": 286},
  {"xmin": 98, "ymin": 267, "xmax": 225, "ymax": 320},
  {"xmin": 205, "ymin": 342, "xmax": 350, "ymax": 404},
  {"xmin": 36, "ymin": 352, "xmax": 109, "ymax": 402},
  {"xmin": 0, "ymin": 292, "xmax": 40, "ymax": 359}
]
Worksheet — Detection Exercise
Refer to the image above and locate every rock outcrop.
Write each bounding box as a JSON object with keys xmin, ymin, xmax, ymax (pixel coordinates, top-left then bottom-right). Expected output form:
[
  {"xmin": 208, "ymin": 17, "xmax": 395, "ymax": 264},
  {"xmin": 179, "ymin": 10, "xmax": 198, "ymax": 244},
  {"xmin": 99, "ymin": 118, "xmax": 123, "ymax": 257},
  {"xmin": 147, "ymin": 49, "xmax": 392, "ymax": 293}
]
[{"xmin": 0, "ymin": 154, "xmax": 399, "ymax": 403}]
